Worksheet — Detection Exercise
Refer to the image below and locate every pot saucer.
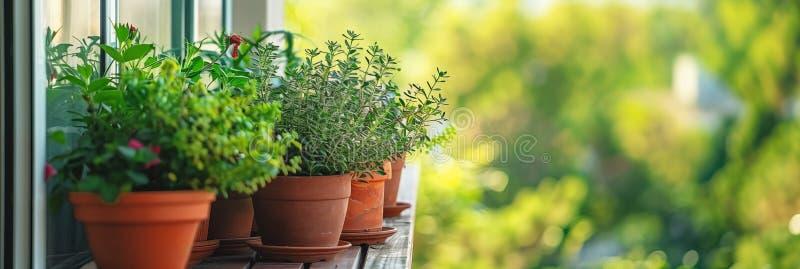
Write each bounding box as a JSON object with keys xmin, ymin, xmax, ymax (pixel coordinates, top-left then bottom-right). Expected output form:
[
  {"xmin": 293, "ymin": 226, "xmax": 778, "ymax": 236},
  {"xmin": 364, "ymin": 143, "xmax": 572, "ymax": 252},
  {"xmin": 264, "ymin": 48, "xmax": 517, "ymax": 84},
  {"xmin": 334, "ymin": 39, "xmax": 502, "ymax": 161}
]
[
  {"xmin": 383, "ymin": 202, "xmax": 412, "ymax": 218},
  {"xmin": 188, "ymin": 239, "xmax": 219, "ymax": 267},
  {"xmin": 340, "ymin": 227, "xmax": 397, "ymax": 245},
  {"xmin": 247, "ymin": 240, "xmax": 352, "ymax": 263},
  {"xmin": 214, "ymin": 236, "xmax": 260, "ymax": 256}
]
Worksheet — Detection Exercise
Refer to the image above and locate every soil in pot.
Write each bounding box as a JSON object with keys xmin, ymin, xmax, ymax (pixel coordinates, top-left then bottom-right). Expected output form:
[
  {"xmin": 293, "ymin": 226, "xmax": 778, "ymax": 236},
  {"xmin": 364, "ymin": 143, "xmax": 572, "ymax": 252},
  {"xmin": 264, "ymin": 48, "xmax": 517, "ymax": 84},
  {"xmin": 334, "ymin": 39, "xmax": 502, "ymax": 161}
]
[
  {"xmin": 384, "ymin": 157, "xmax": 405, "ymax": 206},
  {"xmin": 208, "ymin": 192, "xmax": 254, "ymax": 240},
  {"xmin": 252, "ymin": 174, "xmax": 352, "ymax": 247},
  {"xmin": 69, "ymin": 191, "xmax": 214, "ymax": 269},
  {"xmin": 343, "ymin": 162, "xmax": 391, "ymax": 232}
]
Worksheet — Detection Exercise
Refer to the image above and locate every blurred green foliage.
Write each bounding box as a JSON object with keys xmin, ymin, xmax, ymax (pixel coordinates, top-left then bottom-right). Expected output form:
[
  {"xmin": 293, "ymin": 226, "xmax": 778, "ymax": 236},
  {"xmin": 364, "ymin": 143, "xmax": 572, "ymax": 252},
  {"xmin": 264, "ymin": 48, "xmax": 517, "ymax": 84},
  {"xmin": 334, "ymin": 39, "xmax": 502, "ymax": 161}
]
[{"xmin": 288, "ymin": 0, "xmax": 800, "ymax": 268}]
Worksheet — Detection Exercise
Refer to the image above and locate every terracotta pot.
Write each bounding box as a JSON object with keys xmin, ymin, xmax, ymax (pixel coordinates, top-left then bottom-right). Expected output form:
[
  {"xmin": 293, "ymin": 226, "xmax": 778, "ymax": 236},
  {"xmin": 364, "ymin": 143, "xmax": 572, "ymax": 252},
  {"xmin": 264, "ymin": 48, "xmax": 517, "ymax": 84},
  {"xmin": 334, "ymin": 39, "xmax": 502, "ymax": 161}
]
[
  {"xmin": 384, "ymin": 157, "xmax": 406, "ymax": 206},
  {"xmin": 208, "ymin": 192, "xmax": 254, "ymax": 240},
  {"xmin": 253, "ymin": 174, "xmax": 352, "ymax": 247},
  {"xmin": 69, "ymin": 191, "xmax": 214, "ymax": 269},
  {"xmin": 196, "ymin": 219, "xmax": 210, "ymax": 241},
  {"xmin": 343, "ymin": 162, "xmax": 391, "ymax": 232}
]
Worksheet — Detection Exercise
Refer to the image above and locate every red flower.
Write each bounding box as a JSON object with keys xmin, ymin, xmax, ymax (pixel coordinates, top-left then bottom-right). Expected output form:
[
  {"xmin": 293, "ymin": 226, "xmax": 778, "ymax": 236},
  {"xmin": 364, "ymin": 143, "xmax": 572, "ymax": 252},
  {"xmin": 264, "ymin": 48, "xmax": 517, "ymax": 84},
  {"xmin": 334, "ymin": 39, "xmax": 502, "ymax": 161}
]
[
  {"xmin": 229, "ymin": 34, "xmax": 243, "ymax": 45},
  {"xmin": 44, "ymin": 163, "xmax": 57, "ymax": 181},
  {"xmin": 128, "ymin": 138, "xmax": 144, "ymax": 149},
  {"xmin": 149, "ymin": 145, "xmax": 161, "ymax": 155},
  {"xmin": 144, "ymin": 158, "xmax": 161, "ymax": 169},
  {"xmin": 228, "ymin": 34, "xmax": 243, "ymax": 59}
]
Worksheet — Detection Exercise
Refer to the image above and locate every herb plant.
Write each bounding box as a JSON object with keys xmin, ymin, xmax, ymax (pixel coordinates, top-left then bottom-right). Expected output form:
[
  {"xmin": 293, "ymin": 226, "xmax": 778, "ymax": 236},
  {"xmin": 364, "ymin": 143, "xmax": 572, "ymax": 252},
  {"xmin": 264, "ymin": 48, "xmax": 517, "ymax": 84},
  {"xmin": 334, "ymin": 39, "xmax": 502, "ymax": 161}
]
[
  {"xmin": 252, "ymin": 31, "xmax": 398, "ymax": 176},
  {"xmin": 386, "ymin": 67, "xmax": 453, "ymax": 158},
  {"xmin": 47, "ymin": 24, "xmax": 299, "ymax": 204}
]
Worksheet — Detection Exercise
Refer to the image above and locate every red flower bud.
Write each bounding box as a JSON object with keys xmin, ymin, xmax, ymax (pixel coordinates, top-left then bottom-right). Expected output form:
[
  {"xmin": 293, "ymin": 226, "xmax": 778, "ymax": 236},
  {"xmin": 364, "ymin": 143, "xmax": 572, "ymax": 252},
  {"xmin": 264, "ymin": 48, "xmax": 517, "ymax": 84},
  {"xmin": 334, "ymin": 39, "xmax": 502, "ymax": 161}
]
[
  {"xmin": 144, "ymin": 158, "xmax": 161, "ymax": 169},
  {"xmin": 128, "ymin": 138, "xmax": 144, "ymax": 150},
  {"xmin": 45, "ymin": 163, "xmax": 57, "ymax": 181},
  {"xmin": 229, "ymin": 34, "xmax": 243, "ymax": 45},
  {"xmin": 228, "ymin": 34, "xmax": 243, "ymax": 59},
  {"xmin": 149, "ymin": 145, "xmax": 161, "ymax": 155},
  {"xmin": 232, "ymin": 44, "xmax": 240, "ymax": 59},
  {"xmin": 129, "ymin": 24, "xmax": 138, "ymax": 35}
]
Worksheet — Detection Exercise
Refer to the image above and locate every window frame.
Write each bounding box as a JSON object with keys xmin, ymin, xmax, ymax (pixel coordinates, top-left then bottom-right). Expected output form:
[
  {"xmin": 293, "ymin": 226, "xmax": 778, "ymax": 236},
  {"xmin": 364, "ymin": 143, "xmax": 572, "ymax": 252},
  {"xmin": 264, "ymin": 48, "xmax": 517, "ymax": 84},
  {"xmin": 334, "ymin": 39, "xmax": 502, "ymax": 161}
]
[{"xmin": 1, "ymin": 0, "xmax": 286, "ymax": 267}]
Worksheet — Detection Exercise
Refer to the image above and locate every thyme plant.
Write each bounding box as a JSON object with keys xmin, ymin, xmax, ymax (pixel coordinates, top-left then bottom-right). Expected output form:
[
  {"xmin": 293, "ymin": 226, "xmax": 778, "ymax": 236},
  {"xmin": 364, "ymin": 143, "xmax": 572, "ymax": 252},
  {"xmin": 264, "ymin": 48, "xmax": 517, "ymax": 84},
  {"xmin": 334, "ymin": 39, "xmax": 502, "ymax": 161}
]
[{"xmin": 252, "ymin": 31, "xmax": 397, "ymax": 176}]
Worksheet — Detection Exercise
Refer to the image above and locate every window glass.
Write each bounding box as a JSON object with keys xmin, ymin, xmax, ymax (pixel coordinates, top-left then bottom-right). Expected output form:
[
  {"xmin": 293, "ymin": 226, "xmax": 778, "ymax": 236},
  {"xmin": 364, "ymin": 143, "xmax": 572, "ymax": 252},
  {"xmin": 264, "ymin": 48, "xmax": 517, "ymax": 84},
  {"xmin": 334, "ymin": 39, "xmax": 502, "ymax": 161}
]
[
  {"xmin": 45, "ymin": 0, "xmax": 101, "ymax": 43},
  {"xmin": 44, "ymin": 0, "xmax": 100, "ymax": 266},
  {"xmin": 196, "ymin": 0, "xmax": 223, "ymax": 40},
  {"xmin": 119, "ymin": 0, "xmax": 172, "ymax": 49}
]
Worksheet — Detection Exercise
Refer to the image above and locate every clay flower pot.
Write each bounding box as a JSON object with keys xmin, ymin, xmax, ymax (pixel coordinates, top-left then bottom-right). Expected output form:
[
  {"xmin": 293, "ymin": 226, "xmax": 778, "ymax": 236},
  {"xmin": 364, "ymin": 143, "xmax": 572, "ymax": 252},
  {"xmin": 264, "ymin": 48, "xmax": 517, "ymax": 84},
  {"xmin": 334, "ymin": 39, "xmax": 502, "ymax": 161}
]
[
  {"xmin": 252, "ymin": 174, "xmax": 353, "ymax": 247},
  {"xmin": 196, "ymin": 219, "xmax": 210, "ymax": 241},
  {"xmin": 384, "ymin": 157, "xmax": 405, "ymax": 206},
  {"xmin": 208, "ymin": 192, "xmax": 254, "ymax": 239},
  {"xmin": 69, "ymin": 191, "xmax": 214, "ymax": 269},
  {"xmin": 188, "ymin": 219, "xmax": 219, "ymax": 267},
  {"xmin": 343, "ymin": 162, "xmax": 391, "ymax": 232}
]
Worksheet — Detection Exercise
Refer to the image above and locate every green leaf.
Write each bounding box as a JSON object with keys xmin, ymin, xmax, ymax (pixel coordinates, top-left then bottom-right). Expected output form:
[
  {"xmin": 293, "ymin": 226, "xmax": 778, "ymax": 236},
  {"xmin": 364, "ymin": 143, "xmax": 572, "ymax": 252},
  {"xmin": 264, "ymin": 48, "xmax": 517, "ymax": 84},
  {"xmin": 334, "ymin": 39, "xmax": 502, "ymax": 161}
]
[
  {"xmin": 189, "ymin": 57, "xmax": 205, "ymax": 73},
  {"xmin": 61, "ymin": 74, "xmax": 86, "ymax": 88},
  {"xmin": 143, "ymin": 56, "xmax": 162, "ymax": 69},
  {"xmin": 100, "ymin": 45, "xmax": 124, "ymax": 62},
  {"xmin": 186, "ymin": 43, "xmax": 199, "ymax": 59},
  {"xmin": 87, "ymin": 78, "xmax": 111, "ymax": 92},
  {"xmin": 228, "ymin": 76, "xmax": 250, "ymax": 88},
  {"xmin": 77, "ymin": 64, "xmax": 93, "ymax": 79},
  {"xmin": 92, "ymin": 151, "xmax": 113, "ymax": 164},
  {"xmin": 123, "ymin": 44, "xmax": 154, "ymax": 62},
  {"xmin": 99, "ymin": 183, "xmax": 119, "ymax": 203},
  {"xmin": 117, "ymin": 146, "xmax": 136, "ymax": 159},
  {"xmin": 125, "ymin": 171, "xmax": 149, "ymax": 185},
  {"xmin": 93, "ymin": 89, "xmax": 123, "ymax": 107},
  {"xmin": 115, "ymin": 24, "xmax": 129, "ymax": 43},
  {"xmin": 49, "ymin": 130, "xmax": 66, "ymax": 144},
  {"xmin": 77, "ymin": 176, "xmax": 103, "ymax": 192}
]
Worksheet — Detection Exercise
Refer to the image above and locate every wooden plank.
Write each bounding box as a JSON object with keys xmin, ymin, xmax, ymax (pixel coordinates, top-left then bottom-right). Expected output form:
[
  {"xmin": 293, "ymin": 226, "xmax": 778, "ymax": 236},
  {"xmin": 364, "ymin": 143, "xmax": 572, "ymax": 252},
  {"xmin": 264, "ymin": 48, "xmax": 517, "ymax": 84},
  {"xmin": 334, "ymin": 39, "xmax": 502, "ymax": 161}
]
[
  {"xmin": 193, "ymin": 254, "xmax": 253, "ymax": 269},
  {"xmin": 49, "ymin": 251, "xmax": 92, "ymax": 269},
  {"xmin": 249, "ymin": 262, "xmax": 304, "ymax": 269},
  {"xmin": 362, "ymin": 164, "xmax": 420, "ymax": 269},
  {"xmin": 249, "ymin": 253, "xmax": 305, "ymax": 269},
  {"xmin": 308, "ymin": 245, "xmax": 364, "ymax": 269},
  {"xmin": 78, "ymin": 261, "xmax": 96, "ymax": 269}
]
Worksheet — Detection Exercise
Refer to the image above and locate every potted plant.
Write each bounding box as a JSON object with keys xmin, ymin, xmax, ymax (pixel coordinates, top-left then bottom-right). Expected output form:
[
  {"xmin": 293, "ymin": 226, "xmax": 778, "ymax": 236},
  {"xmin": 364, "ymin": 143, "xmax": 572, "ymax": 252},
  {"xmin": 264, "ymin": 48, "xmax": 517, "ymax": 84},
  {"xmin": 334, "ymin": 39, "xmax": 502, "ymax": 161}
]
[
  {"xmin": 200, "ymin": 29, "xmax": 299, "ymax": 255},
  {"xmin": 381, "ymin": 66, "xmax": 454, "ymax": 218},
  {"xmin": 46, "ymin": 24, "xmax": 298, "ymax": 268},
  {"xmin": 246, "ymin": 31, "xmax": 397, "ymax": 261}
]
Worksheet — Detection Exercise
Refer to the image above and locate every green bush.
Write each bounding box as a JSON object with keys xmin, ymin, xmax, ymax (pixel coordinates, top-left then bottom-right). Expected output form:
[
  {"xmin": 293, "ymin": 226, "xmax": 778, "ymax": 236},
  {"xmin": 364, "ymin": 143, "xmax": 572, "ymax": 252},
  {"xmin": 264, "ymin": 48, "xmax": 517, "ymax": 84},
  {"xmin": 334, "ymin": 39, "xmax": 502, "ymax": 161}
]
[{"xmin": 47, "ymin": 24, "xmax": 299, "ymax": 204}]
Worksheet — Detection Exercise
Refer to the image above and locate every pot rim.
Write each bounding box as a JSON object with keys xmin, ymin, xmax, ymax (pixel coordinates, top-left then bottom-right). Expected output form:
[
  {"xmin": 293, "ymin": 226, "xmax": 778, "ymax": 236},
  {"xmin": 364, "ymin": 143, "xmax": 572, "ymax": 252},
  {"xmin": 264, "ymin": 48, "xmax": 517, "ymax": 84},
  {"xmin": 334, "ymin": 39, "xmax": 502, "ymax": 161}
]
[
  {"xmin": 255, "ymin": 174, "xmax": 352, "ymax": 201},
  {"xmin": 276, "ymin": 173, "xmax": 355, "ymax": 181},
  {"xmin": 69, "ymin": 190, "xmax": 215, "ymax": 205}
]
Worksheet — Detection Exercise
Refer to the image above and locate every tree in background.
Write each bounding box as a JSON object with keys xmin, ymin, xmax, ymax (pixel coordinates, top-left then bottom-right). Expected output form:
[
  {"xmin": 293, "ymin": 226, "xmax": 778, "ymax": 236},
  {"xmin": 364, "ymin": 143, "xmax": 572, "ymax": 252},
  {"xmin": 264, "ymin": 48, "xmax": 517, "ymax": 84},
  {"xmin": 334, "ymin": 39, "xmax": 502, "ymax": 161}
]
[{"xmin": 288, "ymin": 0, "xmax": 800, "ymax": 268}]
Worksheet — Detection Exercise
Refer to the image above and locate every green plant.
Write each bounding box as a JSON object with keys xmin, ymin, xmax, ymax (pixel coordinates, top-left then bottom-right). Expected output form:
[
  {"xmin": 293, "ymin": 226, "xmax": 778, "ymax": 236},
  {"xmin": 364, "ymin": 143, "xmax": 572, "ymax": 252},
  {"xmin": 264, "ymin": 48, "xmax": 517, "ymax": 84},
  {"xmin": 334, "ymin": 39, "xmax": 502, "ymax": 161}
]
[
  {"xmin": 251, "ymin": 31, "xmax": 397, "ymax": 176},
  {"xmin": 387, "ymin": 67, "xmax": 452, "ymax": 157},
  {"xmin": 47, "ymin": 24, "xmax": 299, "ymax": 205},
  {"xmin": 203, "ymin": 26, "xmax": 299, "ymax": 70}
]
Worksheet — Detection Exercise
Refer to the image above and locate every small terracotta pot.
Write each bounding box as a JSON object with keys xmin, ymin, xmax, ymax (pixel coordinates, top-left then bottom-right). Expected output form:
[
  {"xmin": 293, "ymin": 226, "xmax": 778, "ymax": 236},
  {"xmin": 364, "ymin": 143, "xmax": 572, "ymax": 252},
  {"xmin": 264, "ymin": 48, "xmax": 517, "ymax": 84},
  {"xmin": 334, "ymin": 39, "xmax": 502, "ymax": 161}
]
[
  {"xmin": 208, "ymin": 192, "xmax": 254, "ymax": 240},
  {"xmin": 196, "ymin": 219, "xmax": 210, "ymax": 241},
  {"xmin": 343, "ymin": 162, "xmax": 391, "ymax": 232},
  {"xmin": 384, "ymin": 157, "xmax": 406, "ymax": 206},
  {"xmin": 253, "ymin": 174, "xmax": 352, "ymax": 247},
  {"xmin": 70, "ymin": 191, "xmax": 215, "ymax": 269}
]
